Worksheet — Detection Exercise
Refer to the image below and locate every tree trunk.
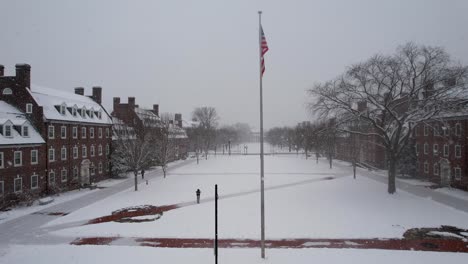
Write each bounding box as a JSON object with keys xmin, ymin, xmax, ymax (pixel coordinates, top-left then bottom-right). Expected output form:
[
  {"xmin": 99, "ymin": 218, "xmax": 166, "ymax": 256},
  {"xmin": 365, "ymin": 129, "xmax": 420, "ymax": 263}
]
[
  {"xmin": 163, "ymin": 166, "xmax": 167, "ymax": 178},
  {"xmin": 305, "ymin": 149, "xmax": 308, "ymax": 159},
  {"xmin": 353, "ymin": 160, "xmax": 356, "ymax": 179},
  {"xmin": 388, "ymin": 158, "xmax": 397, "ymax": 194},
  {"xmin": 134, "ymin": 171, "xmax": 138, "ymax": 191},
  {"xmin": 329, "ymin": 153, "xmax": 332, "ymax": 169}
]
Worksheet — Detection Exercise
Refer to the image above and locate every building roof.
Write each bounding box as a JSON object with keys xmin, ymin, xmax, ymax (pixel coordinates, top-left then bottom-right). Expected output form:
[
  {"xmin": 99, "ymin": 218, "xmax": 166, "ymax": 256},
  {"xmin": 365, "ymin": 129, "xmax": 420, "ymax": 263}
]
[
  {"xmin": 0, "ymin": 101, "xmax": 45, "ymax": 145},
  {"xmin": 134, "ymin": 107, "xmax": 161, "ymax": 127},
  {"xmin": 169, "ymin": 125, "xmax": 188, "ymax": 139},
  {"xmin": 29, "ymin": 85, "xmax": 112, "ymax": 125}
]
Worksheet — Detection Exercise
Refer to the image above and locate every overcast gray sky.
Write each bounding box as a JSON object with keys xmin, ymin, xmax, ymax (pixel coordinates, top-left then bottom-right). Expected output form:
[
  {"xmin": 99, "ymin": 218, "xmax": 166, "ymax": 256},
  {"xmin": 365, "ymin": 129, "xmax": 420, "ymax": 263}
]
[{"xmin": 1, "ymin": 0, "xmax": 468, "ymax": 130}]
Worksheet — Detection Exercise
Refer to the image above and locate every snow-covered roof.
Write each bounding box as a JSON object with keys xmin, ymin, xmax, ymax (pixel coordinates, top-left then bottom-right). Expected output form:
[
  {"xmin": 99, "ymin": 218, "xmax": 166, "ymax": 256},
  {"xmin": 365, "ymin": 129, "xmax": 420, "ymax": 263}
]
[
  {"xmin": 134, "ymin": 107, "xmax": 161, "ymax": 127},
  {"xmin": 112, "ymin": 117, "xmax": 137, "ymax": 140},
  {"xmin": 0, "ymin": 101, "xmax": 45, "ymax": 145},
  {"xmin": 29, "ymin": 85, "xmax": 112, "ymax": 125},
  {"xmin": 169, "ymin": 125, "xmax": 188, "ymax": 139}
]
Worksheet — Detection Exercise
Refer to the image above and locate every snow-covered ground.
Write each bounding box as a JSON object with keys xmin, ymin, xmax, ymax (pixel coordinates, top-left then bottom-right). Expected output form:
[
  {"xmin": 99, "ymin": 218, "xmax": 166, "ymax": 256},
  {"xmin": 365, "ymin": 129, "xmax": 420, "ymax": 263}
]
[
  {"xmin": 1, "ymin": 150, "xmax": 467, "ymax": 263},
  {"xmin": 1, "ymin": 245, "xmax": 467, "ymax": 264},
  {"xmin": 46, "ymin": 154, "xmax": 468, "ymax": 239},
  {"xmin": 0, "ymin": 178, "xmax": 126, "ymax": 225}
]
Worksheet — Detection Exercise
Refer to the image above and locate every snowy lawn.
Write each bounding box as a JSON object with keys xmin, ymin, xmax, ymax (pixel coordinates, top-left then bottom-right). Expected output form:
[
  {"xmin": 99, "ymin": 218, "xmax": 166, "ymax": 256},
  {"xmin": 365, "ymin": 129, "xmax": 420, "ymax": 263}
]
[
  {"xmin": 1, "ymin": 245, "xmax": 467, "ymax": 264},
  {"xmin": 46, "ymin": 154, "xmax": 468, "ymax": 239}
]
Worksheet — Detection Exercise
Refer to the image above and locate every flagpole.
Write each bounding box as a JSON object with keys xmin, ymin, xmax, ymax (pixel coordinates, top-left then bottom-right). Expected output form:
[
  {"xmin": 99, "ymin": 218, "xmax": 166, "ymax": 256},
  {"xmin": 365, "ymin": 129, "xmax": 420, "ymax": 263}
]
[{"xmin": 258, "ymin": 10, "xmax": 266, "ymax": 259}]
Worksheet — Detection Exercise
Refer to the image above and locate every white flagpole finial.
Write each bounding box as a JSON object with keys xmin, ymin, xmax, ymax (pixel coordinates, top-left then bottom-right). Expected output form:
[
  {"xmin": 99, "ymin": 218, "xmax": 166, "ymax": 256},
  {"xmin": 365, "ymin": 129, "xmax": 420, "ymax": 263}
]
[{"xmin": 258, "ymin": 11, "xmax": 262, "ymax": 15}]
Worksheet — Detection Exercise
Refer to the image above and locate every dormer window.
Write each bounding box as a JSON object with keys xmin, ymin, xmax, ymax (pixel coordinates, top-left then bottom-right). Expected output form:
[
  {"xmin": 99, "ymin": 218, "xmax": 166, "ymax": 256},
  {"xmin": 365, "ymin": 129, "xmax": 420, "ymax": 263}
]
[
  {"xmin": 22, "ymin": 126, "xmax": 29, "ymax": 137},
  {"xmin": 2, "ymin": 88, "xmax": 12, "ymax": 95},
  {"xmin": 90, "ymin": 110, "xmax": 94, "ymax": 118},
  {"xmin": 60, "ymin": 104, "xmax": 67, "ymax": 115},
  {"xmin": 98, "ymin": 111, "xmax": 102, "ymax": 119},
  {"xmin": 26, "ymin": 104, "xmax": 33, "ymax": 113},
  {"xmin": 82, "ymin": 107, "xmax": 87, "ymax": 118},
  {"xmin": 4, "ymin": 124, "xmax": 12, "ymax": 137},
  {"xmin": 72, "ymin": 106, "xmax": 77, "ymax": 117}
]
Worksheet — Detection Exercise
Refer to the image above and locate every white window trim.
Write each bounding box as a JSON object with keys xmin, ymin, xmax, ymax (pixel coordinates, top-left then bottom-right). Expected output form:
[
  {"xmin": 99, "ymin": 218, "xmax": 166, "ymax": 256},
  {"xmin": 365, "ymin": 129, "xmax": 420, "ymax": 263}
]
[
  {"xmin": 14, "ymin": 176, "xmax": 22, "ymax": 193},
  {"xmin": 73, "ymin": 146, "xmax": 78, "ymax": 159},
  {"xmin": 455, "ymin": 145, "xmax": 462, "ymax": 158},
  {"xmin": 82, "ymin": 127, "xmax": 86, "ymax": 138},
  {"xmin": 433, "ymin": 163, "xmax": 439, "ymax": 175},
  {"xmin": 90, "ymin": 127, "xmax": 95, "ymax": 138},
  {"xmin": 433, "ymin": 144, "xmax": 438, "ymax": 155},
  {"xmin": 14, "ymin": 151, "xmax": 22, "ymax": 167},
  {"xmin": 0, "ymin": 152, "xmax": 3, "ymax": 168},
  {"xmin": 61, "ymin": 169, "xmax": 67, "ymax": 182},
  {"xmin": 106, "ymin": 144, "xmax": 110, "ymax": 155},
  {"xmin": 26, "ymin": 103, "xmax": 33, "ymax": 113},
  {"xmin": 61, "ymin": 126, "xmax": 67, "ymax": 139},
  {"xmin": 98, "ymin": 145, "xmax": 103, "ymax": 156},
  {"xmin": 22, "ymin": 126, "xmax": 30, "ymax": 137},
  {"xmin": 49, "ymin": 171, "xmax": 55, "ymax": 185},
  {"xmin": 82, "ymin": 146, "xmax": 87, "ymax": 158},
  {"xmin": 31, "ymin": 150, "xmax": 38, "ymax": 165},
  {"xmin": 90, "ymin": 145, "xmax": 95, "ymax": 157},
  {"xmin": 98, "ymin": 128, "xmax": 103, "ymax": 138},
  {"xmin": 424, "ymin": 162, "xmax": 429, "ymax": 173},
  {"xmin": 31, "ymin": 174, "xmax": 39, "ymax": 189},
  {"xmin": 72, "ymin": 127, "xmax": 78, "ymax": 139},
  {"xmin": 4, "ymin": 124, "xmax": 13, "ymax": 137},
  {"xmin": 423, "ymin": 143, "xmax": 429, "ymax": 155},
  {"xmin": 48, "ymin": 125, "xmax": 55, "ymax": 139},
  {"xmin": 49, "ymin": 148, "xmax": 55, "ymax": 162},
  {"xmin": 454, "ymin": 167, "xmax": 461, "ymax": 180},
  {"xmin": 443, "ymin": 144, "xmax": 449, "ymax": 157},
  {"xmin": 61, "ymin": 146, "xmax": 67, "ymax": 161},
  {"xmin": 98, "ymin": 162, "xmax": 103, "ymax": 174},
  {"xmin": 73, "ymin": 166, "xmax": 79, "ymax": 179}
]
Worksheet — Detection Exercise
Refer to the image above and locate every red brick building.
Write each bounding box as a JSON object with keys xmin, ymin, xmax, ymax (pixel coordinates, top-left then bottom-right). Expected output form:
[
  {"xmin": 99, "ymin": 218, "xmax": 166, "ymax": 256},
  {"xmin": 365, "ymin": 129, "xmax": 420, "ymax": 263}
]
[
  {"xmin": 0, "ymin": 64, "xmax": 113, "ymax": 193},
  {"xmin": 414, "ymin": 116, "xmax": 468, "ymax": 190},
  {"xmin": 0, "ymin": 100, "xmax": 46, "ymax": 202}
]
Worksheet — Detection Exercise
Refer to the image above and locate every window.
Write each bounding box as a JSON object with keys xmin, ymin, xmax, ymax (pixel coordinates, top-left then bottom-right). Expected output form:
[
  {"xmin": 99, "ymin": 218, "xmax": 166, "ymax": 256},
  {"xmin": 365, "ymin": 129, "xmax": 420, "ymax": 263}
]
[
  {"xmin": 61, "ymin": 126, "xmax": 67, "ymax": 139},
  {"xmin": 424, "ymin": 125, "xmax": 429, "ymax": 136},
  {"xmin": 14, "ymin": 151, "xmax": 22, "ymax": 166},
  {"xmin": 424, "ymin": 162, "xmax": 429, "ymax": 173},
  {"xmin": 5, "ymin": 124, "xmax": 12, "ymax": 137},
  {"xmin": 433, "ymin": 144, "xmax": 438, "ymax": 155},
  {"xmin": 49, "ymin": 147, "xmax": 55, "ymax": 162},
  {"xmin": 454, "ymin": 167, "xmax": 461, "ymax": 180},
  {"xmin": 90, "ymin": 111, "xmax": 94, "ymax": 118},
  {"xmin": 455, "ymin": 123, "xmax": 461, "ymax": 136},
  {"xmin": 14, "ymin": 176, "xmax": 22, "ymax": 193},
  {"xmin": 90, "ymin": 163, "xmax": 95, "ymax": 175},
  {"xmin": 98, "ymin": 145, "xmax": 103, "ymax": 156},
  {"xmin": 73, "ymin": 146, "xmax": 78, "ymax": 159},
  {"xmin": 22, "ymin": 126, "xmax": 29, "ymax": 137},
  {"xmin": 90, "ymin": 127, "xmax": 95, "ymax": 138},
  {"xmin": 455, "ymin": 145, "xmax": 461, "ymax": 158},
  {"xmin": 61, "ymin": 146, "xmax": 67, "ymax": 160},
  {"xmin": 98, "ymin": 128, "xmax": 103, "ymax": 138},
  {"xmin": 423, "ymin": 143, "xmax": 428, "ymax": 155},
  {"xmin": 443, "ymin": 125, "xmax": 449, "ymax": 136},
  {"xmin": 0, "ymin": 181, "xmax": 3, "ymax": 196},
  {"xmin": 90, "ymin": 145, "xmax": 95, "ymax": 157},
  {"xmin": 73, "ymin": 166, "xmax": 79, "ymax": 179},
  {"xmin": 49, "ymin": 171, "xmax": 55, "ymax": 185},
  {"xmin": 48, "ymin": 125, "xmax": 55, "ymax": 139},
  {"xmin": 82, "ymin": 145, "xmax": 87, "ymax": 158},
  {"xmin": 106, "ymin": 144, "xmax": 110, "ymax": 155},
  {"xmin": 72, "ymin": 127, "xmax": 78, "ymax": 138},
  {"xmin": 433, "ymin": 163, "xmax": 439, "ymax": 175},
  {"xmin": 106, "ymin": 128, "xmax": 110, "ymax": 138},
  {"xmin": 82, "ymin": 107, "xmax": 87, "ymax": 118},
  {"xmin": 2, "ymin": 88, "xmax": 12, "ymax": 95},
  {"xmin": 72, "ymin": 106, "xmax": 77, "ymax": 117},
  {"xmin": 82, "ymin": 127, "xmax": 86, "ymax": 138},
  {"xmin": 0, "ymin": 152, "xmax": 3, "ymax": 168},
  {"xmin": 31, "ymin": 150, "xmax": 38, "ymax": 164},
  {"xmin": 98, "ymin": 111, "xmax": 102, "ymax": 119},
  {"xmin": 60, "ymin": 104, "xmax": 66, "ymax": 115},
  {"xmin": 61, "ymin": 168, "xmax": 67, "ymax": 182},
  {"xmin": 434, "ymin": 125, "xmax": 440, "ymax": 136},
  {"xmin": 26, "ymin": 103, "xmax": 33, "ymax": 113},
  {"xmin": 98, "ymin": 162, "xmax": 103, "ymax": 174},
  {"xmin": 31, "ymin": 174, "xmax": 38, "ymax": 189},
  {"xmin": 443, "ymin": 144, "xmax": 449, "ymax": 157}
]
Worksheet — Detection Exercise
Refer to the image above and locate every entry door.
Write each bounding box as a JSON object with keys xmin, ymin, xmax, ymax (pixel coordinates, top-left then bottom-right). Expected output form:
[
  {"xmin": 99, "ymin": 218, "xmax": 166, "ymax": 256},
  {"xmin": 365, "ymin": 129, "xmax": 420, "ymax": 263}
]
[{"xmin": 440, "ymin": 165, "xmax": 451, "ymax": 187}]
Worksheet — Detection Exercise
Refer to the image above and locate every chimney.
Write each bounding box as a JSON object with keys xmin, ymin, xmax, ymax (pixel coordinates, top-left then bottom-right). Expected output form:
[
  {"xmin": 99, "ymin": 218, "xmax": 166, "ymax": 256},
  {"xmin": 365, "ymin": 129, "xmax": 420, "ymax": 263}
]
[
  {"xmin": 152, "ymin": 104, "xmax": 159, "ymax": 116},
  {"xmin": 113, "ymin": 97, "xmax": 121, "ymax": 110},
  {"xmin": 128, "ymin": 97, "xmax": 135, "ymax": 108},
  {"xmin": 357, "ymin": 101, "xmax": 367, "ymax": 112},
  {"xmin": 0, "ymin": 65, "xmax": 4, "ymax": 77},
  {"xmin": 92, "ymin": 86, "xmax": 102, "ymax": 104},
  {"xmin": 175, "ymin": 113, "xmax": 182, "ymax": 127},
  {"xmin": 15, "ymin": 64, "xmax": 31, "ymax": 88},
  {"xmin": 74, "ymin": 87, "xmax": 85, "ymax": 95}
]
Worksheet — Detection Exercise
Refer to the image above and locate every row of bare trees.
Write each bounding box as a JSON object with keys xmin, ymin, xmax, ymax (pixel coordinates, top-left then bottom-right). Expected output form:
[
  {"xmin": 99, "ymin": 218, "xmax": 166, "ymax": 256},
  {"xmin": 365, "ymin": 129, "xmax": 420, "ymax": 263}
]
[{"xmin": 308, "ymin": 43, "xmax": 468, "ymax": 194}]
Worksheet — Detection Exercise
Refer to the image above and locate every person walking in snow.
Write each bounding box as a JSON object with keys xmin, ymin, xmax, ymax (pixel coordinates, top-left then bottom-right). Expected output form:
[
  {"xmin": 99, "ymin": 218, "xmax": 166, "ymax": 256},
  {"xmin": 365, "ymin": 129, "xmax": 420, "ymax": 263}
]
[
  {"xmin": 141, "ymin": 169, "xmax": 145, "ymax": 179},
  {"xmin": 196, "ymin": 189, "xmax": 201, "ymax": 204}
]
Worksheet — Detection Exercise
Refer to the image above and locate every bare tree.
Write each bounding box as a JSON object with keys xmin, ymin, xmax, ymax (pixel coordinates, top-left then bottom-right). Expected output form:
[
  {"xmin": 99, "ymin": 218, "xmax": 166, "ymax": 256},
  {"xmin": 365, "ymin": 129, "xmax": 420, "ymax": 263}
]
[
  {"xmin": 309, "ymin": 43, "xmax": 467, "ymax": 194},
  {"xmin": 111, "ymin": 120, "xmax": 155, "ymax": 191},
  {"xmin": 155, "ymin": 113, "xmax": 178, "ymax": 178},
  {"xmin": 192, "ymin": 107, "xmax": 219, "ymax": 159}
]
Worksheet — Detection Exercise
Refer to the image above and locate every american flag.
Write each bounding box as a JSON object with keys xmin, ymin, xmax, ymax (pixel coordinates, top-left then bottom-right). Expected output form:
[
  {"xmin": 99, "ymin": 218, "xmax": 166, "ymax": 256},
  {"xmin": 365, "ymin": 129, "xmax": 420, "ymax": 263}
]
[{"xmin": 260, "ymin": 26, "xmax": 269, "ymax": 77}]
